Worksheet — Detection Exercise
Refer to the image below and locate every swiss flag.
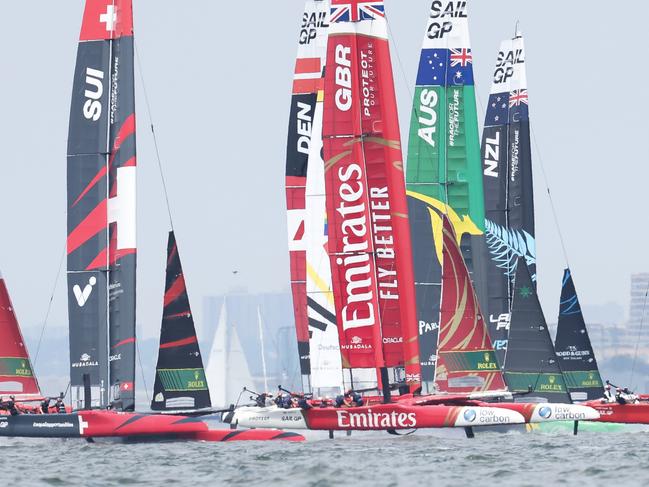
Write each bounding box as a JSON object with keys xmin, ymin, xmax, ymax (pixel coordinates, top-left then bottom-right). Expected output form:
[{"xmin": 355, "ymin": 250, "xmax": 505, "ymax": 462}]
[
  {"xmin": 79, "ymin": 0, "xmax": 134, "ymax": 41},
  {"xmin": 120, "ymin": 382, "xmax": 134, "ymax": 392}
]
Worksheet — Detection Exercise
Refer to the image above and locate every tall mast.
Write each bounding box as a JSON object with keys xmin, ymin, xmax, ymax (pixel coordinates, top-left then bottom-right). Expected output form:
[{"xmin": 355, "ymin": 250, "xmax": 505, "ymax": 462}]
[
  {"xmin": 67, "ymin": 0, "xmax": 137, "ymax": 410},
  {"xmin": 406, "ymin": 1, "xmax": 486, "ymax": 392},
  {"xmin": 481, "ymin": 32, "xmax": 535, "ymax": 365}
]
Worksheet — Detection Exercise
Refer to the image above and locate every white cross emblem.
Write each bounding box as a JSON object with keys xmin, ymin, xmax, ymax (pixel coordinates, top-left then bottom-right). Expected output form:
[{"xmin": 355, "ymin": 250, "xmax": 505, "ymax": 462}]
[
  {"xmin": 78, "ymin": 415, "xmax": 89, "ymax": 435},
  {"xmin": 100, "ymin": 5, "xmax": 117, "ymax": 32}
]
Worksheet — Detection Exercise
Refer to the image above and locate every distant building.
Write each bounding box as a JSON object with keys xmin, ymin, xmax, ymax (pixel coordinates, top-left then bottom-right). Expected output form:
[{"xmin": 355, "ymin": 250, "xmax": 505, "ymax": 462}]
[{"xmin": 628, "ymin": 273, "xmax": 649, "ymax": 328}]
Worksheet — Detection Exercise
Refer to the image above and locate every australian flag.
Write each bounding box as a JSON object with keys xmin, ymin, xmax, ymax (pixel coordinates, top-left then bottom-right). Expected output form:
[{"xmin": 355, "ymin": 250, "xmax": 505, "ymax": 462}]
[
  {"xmin": 330, "ymin": 1, "xmax": 385, "ymax": 23},
  {"xmin": 416, "ymin": 48, "xmax": 474, "ymax": 87}
]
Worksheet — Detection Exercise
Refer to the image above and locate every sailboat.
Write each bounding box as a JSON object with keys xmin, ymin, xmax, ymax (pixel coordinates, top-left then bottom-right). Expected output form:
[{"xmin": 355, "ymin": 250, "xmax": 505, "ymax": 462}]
[
  {"xmin": 285, "ymin": 0, "xmax": 344, "ymax": 396},
  {"xmin": 405, "ymin": 0, "xmax": 488, "ymax": 392},
  {"xmin": 481, "ymin": 30, "xmax": 536, "ymax": 365},
  {"xmin": 554, "ymin": 269, "xmax": 604, "ymax": 402},
  {"xmin": 205, "ymin": 299, "xmax": 255, "ymax": 408},
  {"xmin": 0, "ymin": 0, "xmax": 304, "ymax": 442}
]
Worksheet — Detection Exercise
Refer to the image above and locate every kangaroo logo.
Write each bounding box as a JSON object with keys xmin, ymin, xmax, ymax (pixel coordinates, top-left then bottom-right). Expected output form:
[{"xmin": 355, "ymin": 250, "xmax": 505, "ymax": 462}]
[{"xmin": 73, "ymin": 277, "xmax": 97, "ymax": 307}]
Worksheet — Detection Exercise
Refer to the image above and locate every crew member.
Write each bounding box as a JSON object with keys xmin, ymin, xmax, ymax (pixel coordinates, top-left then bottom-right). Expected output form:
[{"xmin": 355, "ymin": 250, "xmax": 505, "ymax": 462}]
[
  {"xmin": 41, "ymin": 397, "xmax": 51, "ymax": 414},
  {"xmin": 603, "ymin": 384, "xmax": 614, "ymax": 403},
  {"xmin": 1, "ymin": 396, "xmax": 20, "ymax": 416},
  {"xmin": 55, "ymin": 394, "xmax": 67, "ymax": 414},
  {"xmin": 615, "ymin": 388, "xmax": 627, "ymax": 405},
  {"xmin": 255, "ymin": 393, "xmax": 272, "ymax": 408}
]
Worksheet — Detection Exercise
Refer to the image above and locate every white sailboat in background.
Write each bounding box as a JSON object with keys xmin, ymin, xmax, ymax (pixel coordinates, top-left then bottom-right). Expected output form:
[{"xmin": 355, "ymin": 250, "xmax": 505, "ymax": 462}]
[{"xmin": 206, "ymin": 299, "xmax": 255, "ymax": 408}]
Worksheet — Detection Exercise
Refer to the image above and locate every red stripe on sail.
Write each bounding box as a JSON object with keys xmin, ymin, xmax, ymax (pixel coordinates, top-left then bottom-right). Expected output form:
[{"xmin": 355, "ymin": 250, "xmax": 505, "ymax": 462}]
[
  {"xmin": 295, "ymin": 58, "xmax": 322, "ymax": 75},
  {"xmin": 111, "ymin": 115, "xmax": 136, "ymax": 156},
  {"xmin": 164, "ymin": 275, "xmax": 186, "ymax": 307},
  {"xmin": 167, "ymin": 244, "xmax": 178, "ymax": 267},
  {"xmin": 73, "ymin": 165, "xmax": 108, "ymax": 207},
  {"xmin": 292, "ymin": 78, "xmax": 324, "ymax": 95},
  {"xmin": 113, "ymin": 337, "xmax": 136, "ymax": 349},
  {"xmin": 67, "ymin": 200, "xmax": 108, "ymax": 255},
  {"xmin": 160, "ymin": 336, "xmax": 197, "ymax": 350}
]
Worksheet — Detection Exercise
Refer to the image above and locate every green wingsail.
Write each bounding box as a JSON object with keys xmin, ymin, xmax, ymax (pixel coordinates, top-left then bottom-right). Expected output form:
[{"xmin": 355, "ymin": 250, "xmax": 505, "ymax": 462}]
[{"xmin": 405, "ymin": 2, "xmax": 487, "ymax": 386}]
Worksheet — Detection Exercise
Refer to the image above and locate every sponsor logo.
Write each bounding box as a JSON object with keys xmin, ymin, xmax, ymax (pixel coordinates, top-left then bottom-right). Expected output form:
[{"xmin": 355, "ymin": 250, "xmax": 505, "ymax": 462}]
[
  {"xmin": 72, "ymin": 353, "xmax": 99, "ymax": 369},
  {"xmin": 419, "ymin": 320, "xmax": 439, "ymax": 335},
  {"xmin": 334, "ymin": 44, "xmax": 352, "ymax": 112},
  {"xmin": 188, "ymin": 370, "xmax": 205, "ymax": 390},
  {"xmin": 359, "ymin": 46, "xmax": 376, "ymax": 118},
  {"xmin": 336, "ymin": 409, "xmax": 417, "ymax": 429},
  {"xmin": 490, "ymin": 313, "xmax": 510, "ymax": 331},
  {"xmin": 382, "ymin": 336, "xmax": 403, "ymax": 344},
  {"xmin": 83, "ymin": 69, "xmax": 104, "ymax": 121},
  {"xmin": 299, "ymin": 10, "xmax": 328, "ymax": 45},
  {"xmin": 342, "ymin": 336, "xmax": 370, "ymax": 351},
  {"xmin": 109, "ymin": 353, "xmax": 121, "ymax": 362},
  {"xmin": 510, "ymin": 129, "xmax": 520, "ymax": 182},
  {"xmin": 551, "ymin": 406, "xmax": 588, "ymax": 421},
  {"xmin": 32, "ymin": 422, "xmax": 75, "ymax": 429},
  {"xmin": 539, "ymin": 407, "xmax": 552, "ymax": 419},
  {"xmin": 334, "ymin": 164, "xmax": 376, "ymax": 332},
  {"xmin": 477, "ymin": 352, "xmax": 498, "ymax": 370},
  {"xmin": 493, "ymin": 340, "xmax": 508, "ymax": 351},
  {"xmin": 15, "ymin": 360, "xmax": 33, "ymax": 377},
  {"xmin": 474, "ymin": 409, "xmax": 515, "ymax": 425},
  {"xmin": 0, "ymin": 421, "xmax": 8, "ymax": 428},
  {"xmin": 73, "ymin": 276, "xmax": 97, "ymax": 307},
  {"xmin": 463, "ymin": 409, "xmax": 477, "ymax": 423}
]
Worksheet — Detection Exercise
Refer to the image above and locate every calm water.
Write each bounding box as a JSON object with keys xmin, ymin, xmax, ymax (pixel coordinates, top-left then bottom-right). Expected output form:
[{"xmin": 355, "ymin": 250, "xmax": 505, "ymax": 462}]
[{"xmin": 2, "ymin": 428, "xmax": 648, "ymax": 486}]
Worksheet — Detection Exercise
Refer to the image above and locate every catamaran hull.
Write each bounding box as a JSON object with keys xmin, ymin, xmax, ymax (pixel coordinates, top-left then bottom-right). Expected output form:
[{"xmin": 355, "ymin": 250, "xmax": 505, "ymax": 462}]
[
  {"xmin": 584, "ymin": 401, "xmax": 649, "ymax": 424},
  {"xmin": 229, "ymin": 404, "xmax": 525, "ymax": 431},
  {"xmin": 0, "ymin": 410, "xmax": 304, "ymax": 442}
]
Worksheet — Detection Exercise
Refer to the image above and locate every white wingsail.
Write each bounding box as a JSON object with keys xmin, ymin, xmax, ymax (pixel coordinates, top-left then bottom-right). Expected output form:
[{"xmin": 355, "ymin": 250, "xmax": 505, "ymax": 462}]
[{"xmin": 206, "ymin": 299, "xmax": 256, "ymax": 408}]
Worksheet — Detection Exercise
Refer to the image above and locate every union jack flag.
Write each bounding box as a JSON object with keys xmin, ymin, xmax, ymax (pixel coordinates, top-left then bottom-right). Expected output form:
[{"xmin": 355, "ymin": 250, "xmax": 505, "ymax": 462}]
[
  {"xmin": 450, "ymin": 48, "xmax": 472, "ymax": 68},
  {"xmin": 509, "ymin": 89, "xmax": 529, "ymax": 107},
  {"xmin": 330, "ymin": 1, "xmax": 386, "ymax": 23}
]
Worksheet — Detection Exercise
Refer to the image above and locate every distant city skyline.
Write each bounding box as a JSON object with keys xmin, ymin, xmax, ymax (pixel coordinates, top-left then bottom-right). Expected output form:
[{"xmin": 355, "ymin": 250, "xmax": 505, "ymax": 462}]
[{"xmin": 1, "ymin": 0, "xmax": 649, "ymax": 344}]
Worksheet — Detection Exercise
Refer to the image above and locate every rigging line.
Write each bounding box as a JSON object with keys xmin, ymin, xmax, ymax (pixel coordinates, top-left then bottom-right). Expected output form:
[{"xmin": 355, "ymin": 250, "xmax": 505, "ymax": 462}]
[
  {"xmin": 133, "ymin": 40, "xmax": 175, "ymax": 232},
  {"xmin": 629, "ymin": 284, "xmax": 649, "ymax": 389},
  {"xmin": 32, "ymin": 238, "xmax": 67, "ymax": 372},
  {"xmin": 530, "ymin": 127, "xmax": 571, "ymax": 269},
  {"xmin": 136, "ymin": 338, "xmax": 151, "ymax": 404}
]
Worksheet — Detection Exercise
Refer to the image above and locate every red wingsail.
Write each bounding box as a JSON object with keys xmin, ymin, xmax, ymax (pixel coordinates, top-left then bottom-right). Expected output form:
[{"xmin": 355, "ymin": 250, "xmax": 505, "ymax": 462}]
[
  {"xmin": 435, "ymin": 216, "xmax": 506, "ymax": 393},
  {"xmin": 322, "ymin": 0, "xmax": 420, "ymax": 385},
  {"xmin": 0, "ymin": 272, "xmax": 41, "ymax": 399}
]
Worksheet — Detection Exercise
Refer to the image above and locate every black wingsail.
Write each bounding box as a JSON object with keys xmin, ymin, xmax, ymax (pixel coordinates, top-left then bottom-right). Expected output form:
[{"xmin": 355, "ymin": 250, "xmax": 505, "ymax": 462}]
[
  {"xmin": 554, "ymin": 269, "xmax": 604, "ymax": 401},
  {"xmin": 151, "ymin": 232, "xmax": 211, "ymax": 411},
  {"xmin": 504, "ymin": 257, "xmax": 571, "ymax": 403}
]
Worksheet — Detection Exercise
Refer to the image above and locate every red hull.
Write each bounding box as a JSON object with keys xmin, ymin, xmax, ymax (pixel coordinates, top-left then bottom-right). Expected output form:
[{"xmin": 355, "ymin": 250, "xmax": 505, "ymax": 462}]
[{"xmin": 585, "ymin": 401, "xmax": 649, "ymax": 424}]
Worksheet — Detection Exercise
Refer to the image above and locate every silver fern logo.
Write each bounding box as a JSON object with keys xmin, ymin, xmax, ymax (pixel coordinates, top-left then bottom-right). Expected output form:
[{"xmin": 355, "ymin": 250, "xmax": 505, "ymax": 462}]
[{"xmin": 484, "ymin": 219, "xmax": 536, "ymax": 280}]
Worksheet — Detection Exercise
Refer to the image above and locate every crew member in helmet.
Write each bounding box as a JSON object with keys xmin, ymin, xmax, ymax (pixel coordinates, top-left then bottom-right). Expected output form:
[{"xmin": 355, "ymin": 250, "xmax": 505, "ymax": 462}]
[
  {"xmin": 603, "ymin": 384, "xmax": 614, "ymax": 403},
  {"xmin": 41, "ymin": 397, "xmax": 51, "ymax": 414},
  {"xmin": 615, "ymin": 388, "xmax": 627, "ymax": 405},
  {"xmin": 55, "ymin": 394, "xmax": 67, "ymax": 414},
  {"xmin": 1, "ymin": 396, "xmax": 20, "ymax": 416}
]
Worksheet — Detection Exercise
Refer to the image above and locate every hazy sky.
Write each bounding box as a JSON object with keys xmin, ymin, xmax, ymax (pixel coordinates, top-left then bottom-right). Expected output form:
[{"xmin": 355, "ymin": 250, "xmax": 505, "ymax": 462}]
[{"xmin": 0, "ymin": 0, "xmax": 646, "ymax": 342}]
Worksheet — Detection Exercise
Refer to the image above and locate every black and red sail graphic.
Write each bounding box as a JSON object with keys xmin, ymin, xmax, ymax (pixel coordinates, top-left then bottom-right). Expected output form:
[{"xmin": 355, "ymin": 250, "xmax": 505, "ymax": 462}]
[
  {"xmin": 322, "ymin": 0, "xmax": 420, "ymax": 386},
  {"xmin": 0, "ymin": 272, "xmax": 41, "ymax": 399},
  {"xmin": 151, "ymin": 232, "xmax": 210, "ymax": 412},
  {"xmin": 67, "ymin": 0, "xmax": 136, "ymax": 410}
]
